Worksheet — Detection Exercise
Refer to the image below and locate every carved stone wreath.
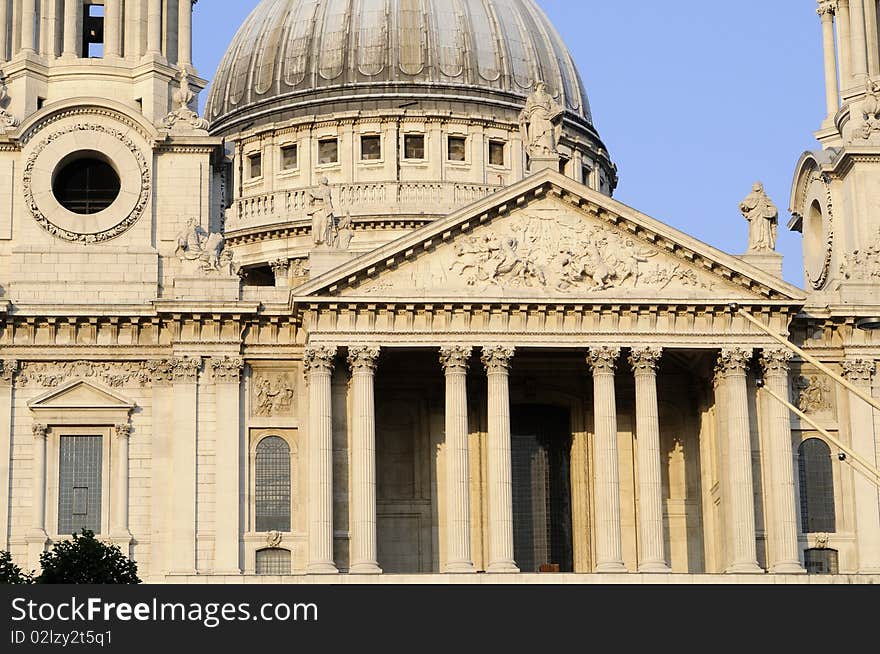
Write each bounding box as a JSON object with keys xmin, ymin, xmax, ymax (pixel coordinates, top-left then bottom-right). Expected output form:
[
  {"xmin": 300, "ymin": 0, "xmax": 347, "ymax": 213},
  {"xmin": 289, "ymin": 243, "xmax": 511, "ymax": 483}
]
[{"xmin": 22, "ymin": 123, "xmax": 151, "ymax": 244}]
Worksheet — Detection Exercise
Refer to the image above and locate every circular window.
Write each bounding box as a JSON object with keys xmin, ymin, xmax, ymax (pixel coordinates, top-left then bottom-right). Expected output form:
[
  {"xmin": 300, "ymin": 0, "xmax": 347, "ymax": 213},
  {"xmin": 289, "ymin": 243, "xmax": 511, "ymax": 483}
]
[{"xmin": 52, "ymin": 153, "xmax": 121, "ymax": 215}]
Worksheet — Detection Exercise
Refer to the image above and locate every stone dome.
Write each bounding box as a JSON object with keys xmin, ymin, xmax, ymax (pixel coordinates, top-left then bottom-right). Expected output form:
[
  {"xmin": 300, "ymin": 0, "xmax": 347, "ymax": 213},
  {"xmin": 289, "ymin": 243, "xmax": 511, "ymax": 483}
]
[{"xmin": 206, "ymin": 0, "xmax": 594, "ymax": 133}]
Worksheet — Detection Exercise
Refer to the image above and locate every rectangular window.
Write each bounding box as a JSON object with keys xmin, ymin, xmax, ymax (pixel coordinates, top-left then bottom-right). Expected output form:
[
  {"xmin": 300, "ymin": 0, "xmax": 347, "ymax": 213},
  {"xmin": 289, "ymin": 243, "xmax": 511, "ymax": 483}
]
[
  {"xmin": 361, "ymin": 135, "xmax": 382, "ymax": 161},
  {"xmin": 281, "ymin": 145, "xmax": 298, "ymax": 170},
  {"xmin": 404, "ymin": 134, "xmax": 425, "ymax": 160},
  {"xmin": 248, "ymin": 153, "xmax": 263, "ymax": 179},
  {"xmin": 58, "ymin": 436, "xmax": 103, "ymax": 535},
  {"xmin": 318, "ymin": 138, "xmax": 339, "ymax": 165},
  {"xmin": 582, "ymin": 166, "xmax": 593, "ymax": 186},
  {"xmin": 804, "ymin": 548, "xmax": 839, "ymax": 575},
  {"xmin": 489, "ymin": 140, "xmax": 505, "ymax": 166},
  {"xmin": 448, "ymin": 136, "xmax": 467, "ymax": 162},
  {"xmin": 83, "ymin": 5, "xmax": 106, "ymax": 59},
  {"xmin": 256, "ymin": 548, "xmax": 292, "ymax": 575}
]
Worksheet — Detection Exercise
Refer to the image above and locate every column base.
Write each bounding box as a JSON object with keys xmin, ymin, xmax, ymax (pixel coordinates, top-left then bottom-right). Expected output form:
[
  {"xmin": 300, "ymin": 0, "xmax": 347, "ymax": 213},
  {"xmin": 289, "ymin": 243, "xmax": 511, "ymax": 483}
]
[
  {"xmin": 725, "ymin": 562, "xmax": 764, "ymax": 574},
  {"xmin": 638, "ymin": 562, "xmax": 672, "ymax": 574},
  {"xmin": 445, "ymin": 562, "xmax": 477, "ymax": 574},
  {"xmin": 307, "ymin": 562, "xmax": 339, "ymax": 575},
  {"xmin": 771, "ymin": 562, "xmax": 806, "ymax": 575},
  {"xmin": 595, "ymin": 562, "xmax": 628, "ymax": 574},
  {"xmin": 349, "ymin": 563, "xmax": 383, "ymax": 575},
  {"xmin": 487, "ymin": 561, "xmax": 520, "ymax": 574}
]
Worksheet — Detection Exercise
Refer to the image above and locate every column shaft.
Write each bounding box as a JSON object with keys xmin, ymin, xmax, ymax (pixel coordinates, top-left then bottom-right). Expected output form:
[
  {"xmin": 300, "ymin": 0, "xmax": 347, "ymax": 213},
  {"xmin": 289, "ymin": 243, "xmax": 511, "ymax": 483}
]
[
  {"xmin": 1, "ymin": 0, "xmax": 8, "ymax": 60},
  {"xmin": 482, "ymin": 346, "xmax": 518, "ymax": 573},
  {"xmin": 178, "ymin": 0, "xmax": 192, "ymax": 67},
  {"xmin": 146, "ymin": 0, "xmax": 162, "ymax": 56},
  {"xmin": 169, "ymin": 359, "xmax": 199, "ymax": 575},
  {"xmin": 843, "ymin": 360, "xmax": 880, "ymax": 573},
  {"xmin": 441, "ymin": 346, "xmax": 475, "ymax": 573},
  {"xmin": 717, "ymin": 349, "xmax": 762, "ymax": 574},
  {"xmin": 0, "ymin": 363, "xmax": 14, "ymax": 552},
  {"xmin": 104, "ymin": 0, "xmax": 121, "ymax": 57},
  {"xmin": 819, "ymin": 4, "xmax": 840, "ymax": 119},
  {"xmin": 349, "ymin": 346, "xmax": 382, "ymax": 574},
  {"xmin": 62, "ymin": 0, "xmax": 79, "ymax": 57},
  {"xmin": 306, "ymin": 345, "xmax": 338, "ymax": 574},
  {"xmin": 760, "ymin": 351, "xmax": 805, "ymax": 574},
  {"xmin": 589, "ymin": 347, "xmax": 626, "ymax": 573},
  {"xmin": 20, "ymin": 0, "xmax": 35, "ymax": 53},
  {"xmin": 27, "ymin": 424, "xmax": 49, "ymax": 570},
  {"xmin": 851, "ymin": 0, "xmax": 869, "ymax": 82},
  {"xmin": 866, "ymin": 0, "xmax": 880, "ymax": 76},
  {"xmin": 630, "ymin": 348, "xmax": 670, "ymax": 573},
  {"xmin": 840, "ymin": 0, "xmax": 853, "ymax": 88},
  {"xmin": 213, "ymin": 358, "xmax": 243, "ymax": 574},
  {"xmin": 110, "ymin": 425, "xmax": 132, "ymax": 541}
]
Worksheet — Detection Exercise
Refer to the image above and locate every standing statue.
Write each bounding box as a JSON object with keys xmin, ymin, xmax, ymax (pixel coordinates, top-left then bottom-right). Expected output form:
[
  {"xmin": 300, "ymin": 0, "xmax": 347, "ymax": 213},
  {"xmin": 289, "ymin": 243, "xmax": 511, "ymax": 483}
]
[
  {"xmin": 0, "ymin": 69, "xmax": 20, "ymax": 130},
  {"xmin": 519, "ymin": 81, "xmax": 564, "ymax": 157},
  {"xmin": 739, "ymin": 182, "xmax": 778, "ymax": 252},
  {"xmin": 333, "ymin": 212, "xmax": 354, "ymax": 250},
  {"xmin": 856, "ymin": 77, "xmax": 880, "ymax": 140},
  {"xmin": 308, "ymin": 177, "xmax": 335, "ymax": 246}
]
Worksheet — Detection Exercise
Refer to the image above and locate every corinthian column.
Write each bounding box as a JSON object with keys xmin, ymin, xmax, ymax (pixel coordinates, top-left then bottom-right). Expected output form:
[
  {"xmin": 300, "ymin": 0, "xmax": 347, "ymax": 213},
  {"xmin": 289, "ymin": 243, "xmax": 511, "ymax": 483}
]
[
  {"xmin": 348, "ymin": 345, "xmax": 382, "ymax": 574},
  {"xmin": 0, "ymin": 361, "xmax": 16, "ymax": 552},
  {"xmin": 850, "ymin": 0, "xmax": 869, "ymax": 83},
  {"xmin": 482, "ymin": 346, "xmax": 519, "ymax": 573},
  {"xmin": 759, "ymin": 350, "xmax": 805, "ymax": 574},
  {"xmin": 440, "ymin": 346, "xmax": 476, "ymax": 573},
  {"xmin": 842, "ymin": 359, "xmax": 880, "ymax": 573},
  {"xmin": 27, "ymin": 423, "xmax": 49, "ymax": 570},
  {"xmin": 146, "ymin": 0, "xmax": 163, "ymax": 58},
  {"xmin": 589, "ymin": 346, "xmax": 626, "ymax": 573},
  {"xmin": 20, "ymin": 0, "xmax": 36, "ymax": 54},
  {"xmin": 817, "ymin": 1, "xmax": 840, "ymax": 121},
  {"xmin": 716, "ymin": 348, "xmax": 762, "ymax": 574},
  {"xmin": 630, "ymin": 347, "xmax": 670, "ymax": 573},
  {"xmin": 212, "ymin": 356, "xmax": 244, "ymax": 574},
  {"xmin": 305, "ymin": 345, "xmax": 339, "ymax": 574},
  {"xmin": 104, "ymin": 0, "xmax": 121, "ymax": 57},
  {"xmin": 839, "ymin": 0, "xmax": 853, "ymax": 88},
  {"xmin": 62, "ymin": 0, "xmax": 80, "ymax": 58},
  {"xmin": 110, "ymin": 423, "xmax": 133, "ymax": 545},
  {"xmin": 178, "ymin": 0, "xmax": 194, "ymax": 69},
  {"xmin": 169, "ymin": 357, "xmax": 200, "ymax": 575}
]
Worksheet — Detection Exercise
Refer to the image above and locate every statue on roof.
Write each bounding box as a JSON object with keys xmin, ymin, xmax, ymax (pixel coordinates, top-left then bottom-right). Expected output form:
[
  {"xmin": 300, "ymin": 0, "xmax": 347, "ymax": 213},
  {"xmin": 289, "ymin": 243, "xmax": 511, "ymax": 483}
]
[
  {"xmin": 519, "ymin": 81, "xmax": 564, "ymax": 158},
  {"xmin": 739, "ymin": 182, "xmax": 778, "ymax": 252}
]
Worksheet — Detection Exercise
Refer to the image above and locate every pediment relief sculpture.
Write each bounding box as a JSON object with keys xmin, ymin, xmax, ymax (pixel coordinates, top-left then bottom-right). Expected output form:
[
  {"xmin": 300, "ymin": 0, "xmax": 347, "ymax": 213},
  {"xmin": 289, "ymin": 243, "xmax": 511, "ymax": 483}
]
[{"xmin": 354, "ymin": 204, "xmax": 720, "ymax": 298}]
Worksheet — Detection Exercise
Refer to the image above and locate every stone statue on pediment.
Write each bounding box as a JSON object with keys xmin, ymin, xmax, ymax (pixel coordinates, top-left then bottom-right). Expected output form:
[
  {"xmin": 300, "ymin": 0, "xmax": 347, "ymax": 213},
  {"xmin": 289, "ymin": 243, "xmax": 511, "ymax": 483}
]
[
  {"xmin": 519, "ymin": 81, "xmax": 564, "ymax": 158},
  {"xmin": 740, "ymin": 182, "xmax": 778, "ymax": 252}
]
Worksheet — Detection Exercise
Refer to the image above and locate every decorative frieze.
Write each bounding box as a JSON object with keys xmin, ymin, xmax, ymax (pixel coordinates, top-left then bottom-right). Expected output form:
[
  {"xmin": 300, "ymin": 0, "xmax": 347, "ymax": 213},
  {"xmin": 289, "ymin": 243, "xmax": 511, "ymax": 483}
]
[
  {"xmin": 18, "ymin": 361, "xmax": 152, "ymax": 388},
  {"xmin": 212, "ymin": 357, "xmax": 244, "ymax": 383}
]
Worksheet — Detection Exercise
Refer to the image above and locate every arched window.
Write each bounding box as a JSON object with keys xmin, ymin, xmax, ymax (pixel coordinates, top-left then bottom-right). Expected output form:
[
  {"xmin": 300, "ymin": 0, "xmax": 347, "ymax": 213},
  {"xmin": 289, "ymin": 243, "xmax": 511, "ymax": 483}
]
[
  {"xmin": 798, "ymin": 438, "xmax": 836, "ymax": 533},
  {"xmin": 255, "ymin": 436, "xmax": 291, "ymax": 532},
  {"xmin": 255, "ymin": 548, "xmax": 291, "ymax": 575}
]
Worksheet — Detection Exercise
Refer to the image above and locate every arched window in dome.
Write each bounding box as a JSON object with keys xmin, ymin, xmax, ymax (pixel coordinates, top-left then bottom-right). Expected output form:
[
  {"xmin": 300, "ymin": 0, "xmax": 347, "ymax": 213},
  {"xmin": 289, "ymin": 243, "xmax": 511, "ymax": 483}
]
[
  {"xmin": 798, "ymin": 438, "xmax": 835, "ymax": 533},
  {"xmin": 255, "ymin": 436, "xmax": 291, "ymax": 532}
]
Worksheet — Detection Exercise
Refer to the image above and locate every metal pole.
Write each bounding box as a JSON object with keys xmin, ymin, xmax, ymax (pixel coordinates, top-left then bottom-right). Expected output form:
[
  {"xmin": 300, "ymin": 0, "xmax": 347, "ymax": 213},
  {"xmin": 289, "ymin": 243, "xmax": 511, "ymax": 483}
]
[{"xmin": 736, "ymin": 306, "xmax": 880, "ymax": 414}]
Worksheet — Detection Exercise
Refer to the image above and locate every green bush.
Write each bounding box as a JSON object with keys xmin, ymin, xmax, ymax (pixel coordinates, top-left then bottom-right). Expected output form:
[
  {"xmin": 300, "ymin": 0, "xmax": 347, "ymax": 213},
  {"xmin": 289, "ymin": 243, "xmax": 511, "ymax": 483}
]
[
  {"xmin": 36, "ymin": 530, "xmax": 141, "ymax": 585},
  {"xmin": 0, "ymin": 550, "xmax": 34, "ymax": 585}
]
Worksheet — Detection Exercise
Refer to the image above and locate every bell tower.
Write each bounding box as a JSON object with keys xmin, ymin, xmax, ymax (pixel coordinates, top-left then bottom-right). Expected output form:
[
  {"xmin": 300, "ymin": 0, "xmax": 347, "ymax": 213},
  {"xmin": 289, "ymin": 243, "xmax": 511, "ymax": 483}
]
[
  {"xmin": 790, "ymin": 1, "xmax": 880, "ymax": 307},
  {"xmin": 0, "ymin": 0, "xmax": 203, "ymax": 124}
]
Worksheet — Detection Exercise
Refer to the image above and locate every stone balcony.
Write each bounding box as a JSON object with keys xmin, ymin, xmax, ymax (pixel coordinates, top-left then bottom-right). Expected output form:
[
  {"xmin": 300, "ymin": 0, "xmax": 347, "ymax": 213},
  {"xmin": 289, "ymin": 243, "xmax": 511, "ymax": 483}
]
[{"xmin": 225, "ymin": 181, "xmax": 504, "ymax": 234}]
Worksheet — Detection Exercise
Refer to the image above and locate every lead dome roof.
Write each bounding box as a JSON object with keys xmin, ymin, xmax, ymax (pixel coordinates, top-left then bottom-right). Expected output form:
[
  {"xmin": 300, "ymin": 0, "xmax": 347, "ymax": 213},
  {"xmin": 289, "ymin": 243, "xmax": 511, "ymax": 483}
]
[{"xmin": 206, "ymin": 0, "xmax": 594, "ymax": 132}]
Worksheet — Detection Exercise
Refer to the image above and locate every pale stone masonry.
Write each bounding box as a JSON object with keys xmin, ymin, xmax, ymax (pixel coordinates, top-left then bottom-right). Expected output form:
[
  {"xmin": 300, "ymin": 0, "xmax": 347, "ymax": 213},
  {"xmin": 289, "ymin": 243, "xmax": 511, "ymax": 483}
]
[{"xmin": 0, "ymin": 0, "xmax": 878, "ymax": 583}]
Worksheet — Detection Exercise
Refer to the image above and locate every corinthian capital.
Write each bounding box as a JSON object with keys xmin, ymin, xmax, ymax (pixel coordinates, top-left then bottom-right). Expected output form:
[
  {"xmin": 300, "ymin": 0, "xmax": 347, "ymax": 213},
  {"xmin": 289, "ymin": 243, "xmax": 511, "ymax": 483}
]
[
  {"xmin": 440, "ymin": 346, "xmax": 472, "ymax": 373},
  {"xmin": 760, "ymin": 348, "xmax": 794, "ymax": 375},
  {"xmin": 114, "ymin": 424, "xmax": 132, "ymax": 440},
  {"xmin": 716, "ymin": 347, "xmax": 752, "ymax": 377},
  {"xmin": 348, "ymin": 346, "xmax": 381, "ymax": 373},
  {"xmin": 211, "ymin": 356, "xmax": 244, "ymax": 383},
  {"xmin": 629, "ymin": 347, "xmax": 662, "ymax": 375},
  {"xmin": 171, "ymin": 357, "xmax": 202, "ymax": 382},
  {"xmin": 0, "ymin": 360, "xmax": 18, "ymax": 385},
  {"xmin": 588, "ymin": 346, "xmax": 620, "ymax": 375},
  {"xmin": 32, "ymin": 423, "xmax": 48, "ymax": 440},
  {"xmin": 481, "ymin": 346, "xmax": 515, "ymax": 373},
  {"xmin": 842, "ymin": 359, "xmax": 876, "ymax": 383},
  {"xmin": 817, "ymin": 0, "xmax": 835, "ymax": 17},
  {"xmin": 304, "ymin": 345, "xmax": 338, "ymax": 375}
]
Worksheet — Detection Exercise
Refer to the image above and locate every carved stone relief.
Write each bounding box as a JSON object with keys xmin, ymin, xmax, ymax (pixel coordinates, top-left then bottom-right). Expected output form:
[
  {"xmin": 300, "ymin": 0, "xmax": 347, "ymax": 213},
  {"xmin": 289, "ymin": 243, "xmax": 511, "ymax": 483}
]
[
  {"xmin": 18, "ymin": 361, "xmax": 153, "ymax": 388},
  {"xmin": 792, "ymin": 375, "xmax": 833, "ymax": 414},
  {"xmin": 840, "ymin": 227, "xmax": 880, "ymax": 281},
  {"xmin": 175, "ymin": 219, "xmax": 237, "ymax": 276},
  {"xmin": 253, "ymin": 372, "xmax": 296, "ymax": 417},
  {"xmin": 356, "ymin": 204, "xmax": 719, "ymax": 297}
]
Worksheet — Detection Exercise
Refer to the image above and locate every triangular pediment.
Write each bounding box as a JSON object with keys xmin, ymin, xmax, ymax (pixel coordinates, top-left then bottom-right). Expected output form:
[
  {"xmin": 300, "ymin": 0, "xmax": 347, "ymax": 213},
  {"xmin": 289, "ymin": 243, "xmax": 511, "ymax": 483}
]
[
  {"xmin": 28, "ymin": 380, "xmax": 136, "ymax": 411},
  {"xmin": 296, "ymin": 171, "xmax": 806, "ymax": 304}
]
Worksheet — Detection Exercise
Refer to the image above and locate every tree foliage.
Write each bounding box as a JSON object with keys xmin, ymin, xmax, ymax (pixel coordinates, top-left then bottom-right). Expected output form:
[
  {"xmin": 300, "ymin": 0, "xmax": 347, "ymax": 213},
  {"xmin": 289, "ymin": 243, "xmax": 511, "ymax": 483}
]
[
  {"xmin": 0, "ymin": 550, "xmax": 34, "ymax": 585},
  {"xmin": 35, "ymin": 530, "xmax": 141, "ymax": 584}
]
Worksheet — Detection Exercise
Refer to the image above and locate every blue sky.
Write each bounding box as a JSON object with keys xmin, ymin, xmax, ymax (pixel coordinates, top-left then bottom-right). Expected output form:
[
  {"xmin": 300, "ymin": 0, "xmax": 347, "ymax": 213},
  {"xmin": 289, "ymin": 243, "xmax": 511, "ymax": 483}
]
[{"xmin": 193, "ymin": 1, "xmax": 823, "ymax": 286}]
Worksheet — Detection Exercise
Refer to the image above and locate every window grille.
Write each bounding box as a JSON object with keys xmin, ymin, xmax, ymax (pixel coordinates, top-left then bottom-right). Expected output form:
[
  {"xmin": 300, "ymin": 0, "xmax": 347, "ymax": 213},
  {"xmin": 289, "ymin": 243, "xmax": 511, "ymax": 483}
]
[
  {"xmin": 255, "ymin": 548, "xmax": 292, "ymax": 575},
  {"xmin": 58, "ymin": 436, "xmax": 103, "ymax": 535},
  {"xmin": 255, "ymin": 436, "xmax": 291, "ymax": 532},
  {"xmin": 798, "ymin": 438, "xmax": 836, "ymax": 533},
  {"xmin": 804, "ymin": 548, "xmax": 839, "ymax": 575}
]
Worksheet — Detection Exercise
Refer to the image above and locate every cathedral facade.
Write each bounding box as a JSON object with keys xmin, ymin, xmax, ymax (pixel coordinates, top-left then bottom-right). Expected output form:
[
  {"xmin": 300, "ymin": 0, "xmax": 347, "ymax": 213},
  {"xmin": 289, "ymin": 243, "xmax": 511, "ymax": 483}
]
[{"xmin": 0, "ymin": 0, "xmax": 878, "ymax": 582}]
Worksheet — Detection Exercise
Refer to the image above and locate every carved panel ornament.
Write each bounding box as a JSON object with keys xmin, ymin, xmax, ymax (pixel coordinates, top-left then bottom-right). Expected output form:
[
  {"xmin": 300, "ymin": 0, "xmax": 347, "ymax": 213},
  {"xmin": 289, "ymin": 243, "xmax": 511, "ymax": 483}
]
[
  {"xmin": 18, "ymin": 361, "xmax": 153, "ymax": 388},
  {"xmin": 433, "ymin": 211, "xmax": 714, "ymax": 296},
  {"xmin": 792, "ymin": 375, "xmax": 833, "ymax": 414},
  {"xmin": 439, "ymin": 346, "xmax": 473, "ymax": 372},
  {"xmin": 840, "ymin": 227, "xmax": 880, "ymax": 282},
  {"xmin": 22, "ymin": 123, "xmax": 151, "ymax": 244},
  {"xmin": 253, "ymin": 372, "xmax": 296, "ymax": 417}
]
